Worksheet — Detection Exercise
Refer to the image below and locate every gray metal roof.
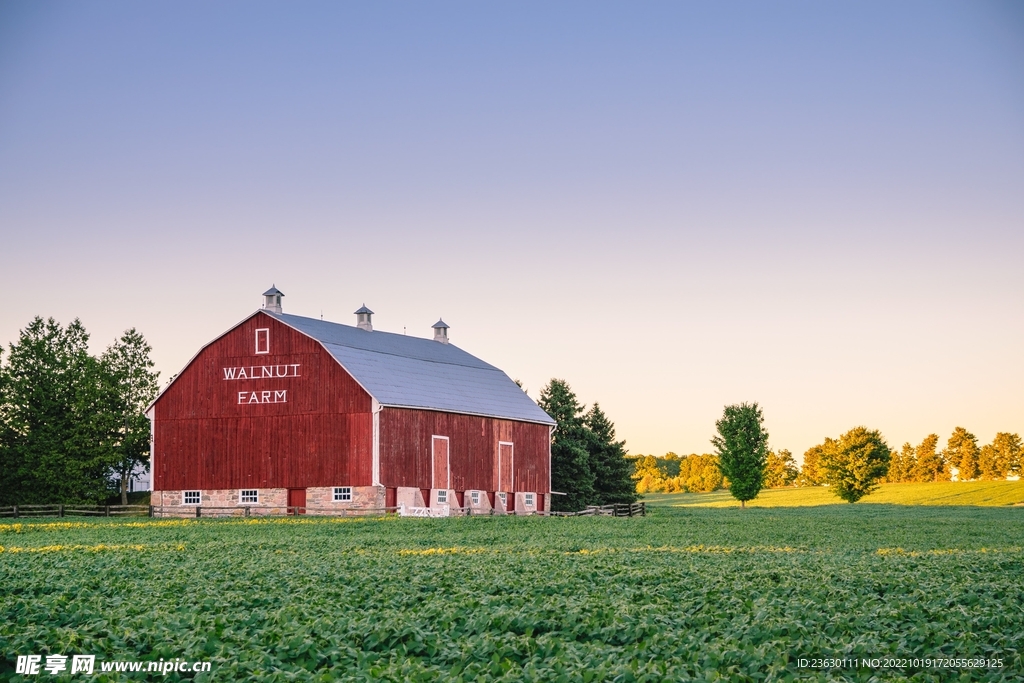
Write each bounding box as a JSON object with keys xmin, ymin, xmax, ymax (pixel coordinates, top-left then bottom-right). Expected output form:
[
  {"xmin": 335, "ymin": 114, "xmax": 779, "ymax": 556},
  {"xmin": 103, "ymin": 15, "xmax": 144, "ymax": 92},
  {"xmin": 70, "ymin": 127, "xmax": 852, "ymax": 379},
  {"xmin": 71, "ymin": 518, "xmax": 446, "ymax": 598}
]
[
  {"xmin": 268, "ymin": 312, "xmax": 555, "ymax": 425},
  {"xmin": 354, "ymin": 305, "xmax": 374, "ymax": 314},
  {"xmin": 263, "ymin": 285, "xmax": 284, "ymax": 296},
  {"xmin": 432, "ymin": 319, "xmax": 449, "ymax": 329}
]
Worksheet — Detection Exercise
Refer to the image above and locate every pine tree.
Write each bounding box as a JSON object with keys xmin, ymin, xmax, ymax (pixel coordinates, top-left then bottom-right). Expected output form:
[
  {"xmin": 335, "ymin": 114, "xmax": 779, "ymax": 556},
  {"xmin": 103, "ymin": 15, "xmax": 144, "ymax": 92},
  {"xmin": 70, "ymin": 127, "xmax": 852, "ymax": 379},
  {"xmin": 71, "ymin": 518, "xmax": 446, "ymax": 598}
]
[
  {"xmin": 584, "ymin": 403, "xmax": 638, "ymax": 505},
  {"xmin": 944, "ymin": 427, "xmax": 979, "ymax": 482},
  {"xmin": 989, "ymin": 433, "xmax": 1023, "ymax": 479},
  {"xmin": 711, "ymin": 402, "xmax": 768, "ymax": 508},
  {"xmin": 100, "ymin": 329, "xmax": 160, "ymax": 504},
  {"xmin": 537, "ymin": 379, "xmax": 595, "ymax": 512},
  {"xmin": 0, "ymin": 318, "xmax": 112, "ymax": 504},
  {"xmin": 888, "ymin": 442, "xmax": 916, "ymax": 483},
  {"xmin": 912, "ymin": 434, "xmax": 945, "ymax": 482}
]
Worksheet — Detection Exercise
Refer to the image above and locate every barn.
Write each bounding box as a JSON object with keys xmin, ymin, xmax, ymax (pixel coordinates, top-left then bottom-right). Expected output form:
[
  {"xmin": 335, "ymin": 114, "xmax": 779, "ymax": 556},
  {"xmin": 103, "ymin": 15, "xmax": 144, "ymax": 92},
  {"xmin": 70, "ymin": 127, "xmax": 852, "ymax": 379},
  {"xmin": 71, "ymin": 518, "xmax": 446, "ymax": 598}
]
[{"xmin": 147, "ymin": 287, "xmax": 555, "ymax": 515}]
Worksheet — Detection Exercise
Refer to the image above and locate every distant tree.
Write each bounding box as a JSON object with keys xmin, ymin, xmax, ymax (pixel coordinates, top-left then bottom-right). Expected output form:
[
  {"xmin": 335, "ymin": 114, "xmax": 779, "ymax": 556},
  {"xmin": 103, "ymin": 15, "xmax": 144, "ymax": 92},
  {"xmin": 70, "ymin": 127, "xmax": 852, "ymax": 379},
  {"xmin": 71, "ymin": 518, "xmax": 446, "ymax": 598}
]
[
  {"xmin": 981, "ymin": 433, "xmax": 1023, "ymax": 479},
  {"xmin": 711, "ymin": 402, "xmax": 769, "ymax": 508},
  {"xmin": 584, "ymin": 403, "xmax": 638, "ymax": 505},
  {"xmin": 764, "ymin": 449, "xmax": 799, "ymax": 488},
  {"xmin": 886, "ymin": 442, "xmax": 915, "ymax": 483},
  {"xmin": 912, "ymin": 434, "xmax": 946, "ymax": 482},
  {"xmin": 819, "ymin": 426, "xmax": 891, "ymax": 503},
  {"xmin": 631, "ymin": 455, "xmax": 666, "ymax": 494},
  {"xmin": 977, "ymin": 443, "xmax": 999, "ymax": 480},
  {"xmin": 0, "ymin": 318, "xmax": 113, "ymax": 504},
  {"xmin": 797, "ymin": 443, "xmax": 827, "ymax": 486},
  {"xmin": 538, "ymin": 379, "xmax": 595, "ymax": 511},
  {"xmin": 676, "ymin": 454, "xmax": 723, "ymax": 492},
  {"xmin": 943, "ymin": 427, "xmax": 980, "ymax": 482},
  {"xmin": 100, "ymin": 329, "xmax": 160, "ymax": 504}
]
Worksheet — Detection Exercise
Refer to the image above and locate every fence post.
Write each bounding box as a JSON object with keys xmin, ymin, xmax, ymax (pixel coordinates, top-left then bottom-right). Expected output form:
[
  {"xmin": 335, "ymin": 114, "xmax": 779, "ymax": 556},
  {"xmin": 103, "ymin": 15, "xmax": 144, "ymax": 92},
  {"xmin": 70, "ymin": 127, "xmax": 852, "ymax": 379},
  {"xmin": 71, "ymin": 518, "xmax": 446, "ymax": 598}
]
[
  {"xmin": 59, "ymin": 504, "xmax": 65, "ymax": 518},
  {"xmin": 13, "ymin": 505, "xmax": 18, "ymax": 519},
  {"xmin": 245, "ymin": 506, "xmax": 250, "ymax": 518},
  {"xmin": 148, "ymin": 505, "xmax": 154, "ymax": 518},
  {"xmin": 105, "ymin": 505, "xmax": 110, "ymax": 517},
  {"xmin": 196, "ymin": 506, "xmax": 201, "ymax": 519}
]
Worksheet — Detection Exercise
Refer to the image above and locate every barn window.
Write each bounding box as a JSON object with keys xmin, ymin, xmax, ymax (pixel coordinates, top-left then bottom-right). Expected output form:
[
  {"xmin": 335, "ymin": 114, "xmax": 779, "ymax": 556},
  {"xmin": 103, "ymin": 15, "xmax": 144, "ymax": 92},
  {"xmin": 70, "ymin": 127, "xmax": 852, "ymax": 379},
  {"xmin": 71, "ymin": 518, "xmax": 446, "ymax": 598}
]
[
  {"xmin": 525, "ymin": 493, "xmax": 535, "ymax": 507},
  {"xmin": 183, "ymin": 491, "xmax": 200, "ymax": 505},
  {"xmin": 255, "ymin": 329, "xmax": 269, "ymax": 355},
  {"xmin": 498, "ymin": 492, "xmax": 507, "ymax": 507},
  {"xmin": 437, "ymin": 489, "xmax": 448, "ymax": 504},
  {"xmin": 240, "ymin": 489, "xmax": 258, "ymax": 503},
  {"xmin": 333, "ymin": 487, "xmax": 352, "ymax": 502},
  {"xmin": 471, "ymin": 491, "xmax": 480, "ymax": 505}
]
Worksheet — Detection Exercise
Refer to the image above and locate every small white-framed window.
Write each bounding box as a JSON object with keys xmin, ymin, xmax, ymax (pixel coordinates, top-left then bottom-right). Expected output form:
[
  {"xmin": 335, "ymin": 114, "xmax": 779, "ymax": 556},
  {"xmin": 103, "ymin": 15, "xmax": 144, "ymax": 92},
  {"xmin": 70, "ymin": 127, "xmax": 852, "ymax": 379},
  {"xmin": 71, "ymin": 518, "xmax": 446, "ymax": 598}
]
[
  {"xmin": 240, "ymin": 489, "xmax": 258, "ymax": 504},
  {"xmin": 525, "ymin": 493, "xmax": 535, "ymax": 507},
  {"xmin": 255, "ymin": 328, "xmax": 270, "ymax": 355},
  {"xmin": 333, "ymin": 486, "xmax": 352, "ymax": 502},
  {"xmin": 471, "ymin": 491, "xmax": 480, "ymax": 505},
  {"xmin": 498, "ymin": 492, "xmax": 507, "ymax": 506},
  {"xmin": 437, "ymin": 489, "xmax": 448, "ymax": 504},
  {"xmin": 183, "ymin": 491, "xmax": 201, "ymax": 505}
]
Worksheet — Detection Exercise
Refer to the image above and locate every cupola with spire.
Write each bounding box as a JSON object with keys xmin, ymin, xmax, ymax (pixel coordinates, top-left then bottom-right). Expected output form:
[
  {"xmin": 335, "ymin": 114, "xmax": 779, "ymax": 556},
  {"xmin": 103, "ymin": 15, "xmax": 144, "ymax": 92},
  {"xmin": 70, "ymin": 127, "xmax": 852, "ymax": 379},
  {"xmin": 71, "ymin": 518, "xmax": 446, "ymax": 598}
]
[
  {"xmin": 432, "ymin": 319, "xmax": 449, "ymax": 344},
  {"xmin": 262, "ymin": 285, "xmax": 284, "ymax": 314},
  {"xmin": 355, "ymin": 305, "xmax": 374, "ymax": 331}
]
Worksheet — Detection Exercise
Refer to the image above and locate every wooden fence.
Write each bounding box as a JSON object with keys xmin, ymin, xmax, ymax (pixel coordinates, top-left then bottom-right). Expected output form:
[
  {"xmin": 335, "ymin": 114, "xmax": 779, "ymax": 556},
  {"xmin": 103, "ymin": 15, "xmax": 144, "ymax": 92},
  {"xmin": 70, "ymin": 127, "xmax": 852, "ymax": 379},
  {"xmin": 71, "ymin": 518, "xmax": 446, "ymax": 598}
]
[{"xmin": 0, "ymin": 504, "xmax": 151, "ymax": 518}]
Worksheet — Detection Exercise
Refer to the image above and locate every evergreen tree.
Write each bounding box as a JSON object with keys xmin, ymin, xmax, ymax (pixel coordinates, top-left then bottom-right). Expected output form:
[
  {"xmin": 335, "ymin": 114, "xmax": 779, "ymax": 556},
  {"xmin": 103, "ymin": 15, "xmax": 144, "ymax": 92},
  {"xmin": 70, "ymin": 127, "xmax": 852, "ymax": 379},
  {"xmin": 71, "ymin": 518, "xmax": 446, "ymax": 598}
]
[
  {"xmin": 711, "ymin": 402, "xmax": 768, "ymax": 508},
  {"xmin": 977, "ymin": 443, "xmax": 1000, "ymax": 479},
  {"xmin": 584, "ymin": 403, "xmax": 638, "ymax": 505},
  {"xmin": 944, "ymin": 427, "xmax": 979, "ymax": 482},
  {"xmin": 538, "ymin": 379, "xmax": 594, "ymax": 511},
  {"xmin": 988, "ymin": 433, "xmax": 1022, "ymax": 479},
  {"xmin": 819, "ymin": 426, "xmax": 891, "ymax": 503},
  {"xmin": 887, "ymin": 442, "xmax": 916, "ymax": 483},
  {"xmin": 912, "ymin": 434, "xmax": 945, "ymax": 482},
  {"xmin": 100, "ymin": 329, "xmax": 160, "ymax": 504},
  {"xmin": 0, "ymin": 318, "xmax": 111, "ymax": 504}
]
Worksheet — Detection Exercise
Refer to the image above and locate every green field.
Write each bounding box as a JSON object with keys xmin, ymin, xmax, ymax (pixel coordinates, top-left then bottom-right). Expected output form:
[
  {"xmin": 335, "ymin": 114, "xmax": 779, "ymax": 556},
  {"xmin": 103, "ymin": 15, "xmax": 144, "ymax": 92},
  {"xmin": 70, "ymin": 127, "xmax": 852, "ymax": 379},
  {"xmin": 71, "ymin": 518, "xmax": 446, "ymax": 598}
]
[
  {"xmin": 645, "ymin": 480, "xmax": 1024, "ymax": 508},
  {"xmin": 2, "ymin": 505, "xmax": 1023, "ymax": 682}
]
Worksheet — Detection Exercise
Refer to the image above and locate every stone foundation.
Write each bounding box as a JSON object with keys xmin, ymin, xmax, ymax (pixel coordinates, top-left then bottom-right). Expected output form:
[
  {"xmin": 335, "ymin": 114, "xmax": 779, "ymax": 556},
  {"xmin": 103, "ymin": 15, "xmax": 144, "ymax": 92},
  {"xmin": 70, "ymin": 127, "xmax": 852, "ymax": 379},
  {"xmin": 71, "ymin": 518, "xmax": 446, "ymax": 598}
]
[{"xmin": 154, "ymin": 486, "xmax": 385, "ymax": 517}]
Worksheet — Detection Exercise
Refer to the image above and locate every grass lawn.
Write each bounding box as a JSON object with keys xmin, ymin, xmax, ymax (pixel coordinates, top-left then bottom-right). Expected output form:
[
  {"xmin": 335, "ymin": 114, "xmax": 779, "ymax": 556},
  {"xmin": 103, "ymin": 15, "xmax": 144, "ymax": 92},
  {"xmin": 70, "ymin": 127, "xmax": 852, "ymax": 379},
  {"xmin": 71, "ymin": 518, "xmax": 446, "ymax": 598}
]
[{"xmin": 644, "ymin": 480, "xmax": 1024, "ymax": 508}]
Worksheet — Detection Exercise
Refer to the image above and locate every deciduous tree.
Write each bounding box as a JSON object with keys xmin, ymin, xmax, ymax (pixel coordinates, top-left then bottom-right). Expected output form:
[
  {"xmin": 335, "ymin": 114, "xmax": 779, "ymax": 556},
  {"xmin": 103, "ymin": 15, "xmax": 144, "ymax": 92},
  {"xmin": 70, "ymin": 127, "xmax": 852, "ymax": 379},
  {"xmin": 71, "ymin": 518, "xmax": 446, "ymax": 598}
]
[
  {"xmin": 711, "ymin": 402, "xmax": 768, "ymax": 508},
  {"xmin": 819, "ymin": 426, "xmax": 891, "ymax": 503},
  {"xmin": 764, "ymin": 449, "xmax": 798, "ymax": 488},
  {"xmin": 797, "ymin": 443, "xmax": 827, "ymax": 486}
]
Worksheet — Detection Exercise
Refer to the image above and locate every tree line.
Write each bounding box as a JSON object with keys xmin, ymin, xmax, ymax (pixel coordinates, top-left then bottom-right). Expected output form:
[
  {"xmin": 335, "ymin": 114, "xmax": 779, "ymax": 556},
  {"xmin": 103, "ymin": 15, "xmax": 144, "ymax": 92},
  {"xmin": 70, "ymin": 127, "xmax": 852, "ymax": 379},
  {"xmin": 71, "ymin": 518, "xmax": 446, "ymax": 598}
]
[{"xmin": 0, "ymin": 317, "xmax": 160, "ymax": 505}]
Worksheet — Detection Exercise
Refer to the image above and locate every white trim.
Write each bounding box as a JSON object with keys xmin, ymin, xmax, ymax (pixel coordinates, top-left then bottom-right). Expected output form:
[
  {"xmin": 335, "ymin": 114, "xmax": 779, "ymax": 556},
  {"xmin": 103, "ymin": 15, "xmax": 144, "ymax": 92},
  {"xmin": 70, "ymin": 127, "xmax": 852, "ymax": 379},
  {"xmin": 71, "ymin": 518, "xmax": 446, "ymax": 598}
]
[
  {"xmin": 431, "ymin": 435, "xmax": 450, "ymax": 490},
  {"xmin": 147, "ymin": 406, "xmax": 155, "ymax": 492},
  {"xmin": 372, "ymin": 399, "xmax": 381, "ymax": 486},
  {"xmin": 239, "ymin": 489, "xmax": 258, "ymax": 504},
  {"xmin": 471, "ymin": 490, "xmax": 480, "ymax": 505},
  {"xmin": 498, "ymin": 440, "xmax": 514, "ymax": 493},
  {"xmin": 182, "ymin": 490, "xmax": 201, "ymax": 505},
  {"xmin": 255, "ymin": 328, "xmax": 270, "ymax": 354},
  {"xmin": 524, "ymin": 492, "xmax": 535, "ymax": 508},
  {"xmin": 333, "ymin": 486, "xmax": 352, "ymax": 502}
]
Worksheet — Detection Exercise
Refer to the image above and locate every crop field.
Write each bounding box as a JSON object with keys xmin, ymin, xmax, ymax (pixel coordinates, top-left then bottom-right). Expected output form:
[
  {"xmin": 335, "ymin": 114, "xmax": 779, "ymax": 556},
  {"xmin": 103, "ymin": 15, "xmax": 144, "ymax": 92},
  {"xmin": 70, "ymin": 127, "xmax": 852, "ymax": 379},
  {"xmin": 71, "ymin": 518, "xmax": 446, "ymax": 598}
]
[
  {"xmin": 645, "ymin": 480, "xmax": 1024, "ymax": 509},
  {"xmin": 2, "ymin": 506, "xmax": 1023, "ymax": 682}
]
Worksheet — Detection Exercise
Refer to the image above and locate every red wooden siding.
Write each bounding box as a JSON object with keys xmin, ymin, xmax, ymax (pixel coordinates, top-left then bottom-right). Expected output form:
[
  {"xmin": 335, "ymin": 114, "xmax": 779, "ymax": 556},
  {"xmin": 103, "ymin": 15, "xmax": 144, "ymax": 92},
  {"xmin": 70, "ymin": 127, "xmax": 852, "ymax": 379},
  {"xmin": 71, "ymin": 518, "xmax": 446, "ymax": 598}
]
[
  {"xmin": 153, "ymin": 312, "xmax": 374, "ymax": 490},
  {"xmin": 379, "ymin": 408, "xmax": 550, "ymax": 493},
  {"xmin": 497, "ymin": 443, "xmax": 513, "ymax": 492}
]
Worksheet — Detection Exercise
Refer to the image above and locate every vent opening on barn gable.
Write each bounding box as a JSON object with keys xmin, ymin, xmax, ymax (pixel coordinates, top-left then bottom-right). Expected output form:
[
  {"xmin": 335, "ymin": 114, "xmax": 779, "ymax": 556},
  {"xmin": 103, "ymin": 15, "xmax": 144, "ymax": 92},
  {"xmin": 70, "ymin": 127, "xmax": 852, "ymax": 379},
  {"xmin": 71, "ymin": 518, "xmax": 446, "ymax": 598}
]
[
  {"xmin": 263, "ymin": 285, "xmax": 284, "ymax": 314},
  {"xmin": 355, "ymin": 304, "xmax": 374, "ymax": 331}
]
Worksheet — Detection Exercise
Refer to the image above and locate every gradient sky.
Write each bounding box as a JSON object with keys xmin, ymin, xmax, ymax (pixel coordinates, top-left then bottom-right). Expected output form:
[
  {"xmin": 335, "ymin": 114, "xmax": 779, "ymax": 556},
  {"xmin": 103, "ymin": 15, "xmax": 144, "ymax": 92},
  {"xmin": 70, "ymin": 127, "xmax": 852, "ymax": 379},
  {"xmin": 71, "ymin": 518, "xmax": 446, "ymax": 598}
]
[{"xmin": 2, "ymin": 1, "xmax": 1022, "ymax": 460}]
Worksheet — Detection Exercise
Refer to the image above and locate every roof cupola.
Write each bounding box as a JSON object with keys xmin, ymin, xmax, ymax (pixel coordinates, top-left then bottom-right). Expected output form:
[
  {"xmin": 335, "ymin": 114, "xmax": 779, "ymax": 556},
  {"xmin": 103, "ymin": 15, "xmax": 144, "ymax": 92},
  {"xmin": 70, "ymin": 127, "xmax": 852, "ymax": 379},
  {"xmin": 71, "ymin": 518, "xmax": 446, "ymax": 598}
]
[
  {"xmin": 432, "ymin": 319, "xmax": 449, "ymax": 344},
  {"xmin": 355, "ymin": 305, "xmax": 374, "ymax": 331},
  {"xmin": 262, "ymin": 285, "xmax": 284, "ymax": 314}
]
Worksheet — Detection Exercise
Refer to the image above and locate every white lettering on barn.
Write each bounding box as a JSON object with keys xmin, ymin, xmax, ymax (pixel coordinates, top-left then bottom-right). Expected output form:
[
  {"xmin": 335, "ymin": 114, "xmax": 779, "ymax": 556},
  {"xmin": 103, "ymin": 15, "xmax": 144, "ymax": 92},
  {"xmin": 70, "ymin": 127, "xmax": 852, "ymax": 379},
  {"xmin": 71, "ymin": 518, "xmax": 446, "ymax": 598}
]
[
  {"xmin": 238, "ymin": 390, "xmax": 288, "ymax": 404},
  {"xmin": 223, "ymin": 364, "xmax": 300, "ymax": 380}
]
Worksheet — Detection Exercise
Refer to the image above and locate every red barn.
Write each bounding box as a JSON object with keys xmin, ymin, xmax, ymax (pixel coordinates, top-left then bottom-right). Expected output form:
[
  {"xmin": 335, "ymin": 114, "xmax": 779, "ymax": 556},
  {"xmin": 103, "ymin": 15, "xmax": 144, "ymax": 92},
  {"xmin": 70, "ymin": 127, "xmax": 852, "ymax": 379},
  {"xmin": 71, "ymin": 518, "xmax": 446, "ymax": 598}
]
[{"xmin": 147, "ymin": 287, "xmax": 555, "ymax": 515}]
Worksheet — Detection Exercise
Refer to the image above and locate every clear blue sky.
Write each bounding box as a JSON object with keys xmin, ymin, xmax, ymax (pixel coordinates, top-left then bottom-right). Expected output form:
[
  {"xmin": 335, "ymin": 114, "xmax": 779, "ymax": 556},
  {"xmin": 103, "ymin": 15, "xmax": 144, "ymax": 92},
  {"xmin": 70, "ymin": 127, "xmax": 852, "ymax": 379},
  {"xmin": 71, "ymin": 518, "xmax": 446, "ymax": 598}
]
[{"xmin": 2, "ymin": 1, "xmax": 1022, "ymax": 458}]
